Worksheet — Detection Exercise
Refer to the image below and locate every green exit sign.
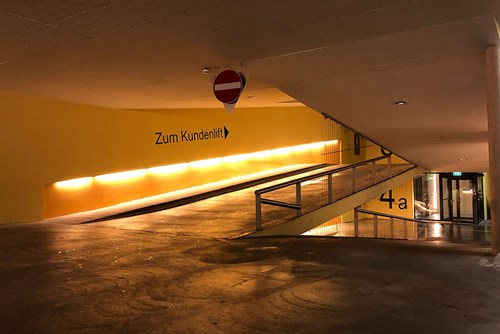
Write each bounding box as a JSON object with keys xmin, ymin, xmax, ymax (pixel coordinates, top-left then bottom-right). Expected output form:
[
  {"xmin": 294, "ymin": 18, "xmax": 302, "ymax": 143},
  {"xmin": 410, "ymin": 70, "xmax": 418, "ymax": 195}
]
[{"xmin": 452, "ymin": 172, "xmax": 462, "ymax": 177}]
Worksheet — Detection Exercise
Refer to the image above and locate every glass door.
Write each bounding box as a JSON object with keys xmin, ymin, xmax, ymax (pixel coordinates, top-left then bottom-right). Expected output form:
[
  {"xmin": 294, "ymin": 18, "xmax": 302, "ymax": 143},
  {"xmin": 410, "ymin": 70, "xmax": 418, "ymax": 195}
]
[
  {"xmin": 439, "ymin": 173, "xmax": 482, "ymax": 224},
  {"xmin": 441, "ymin": 176, "xmax": 451, "ymax": 220},
  {"xmin": 477, "ymin": 176, "xmax": 485, "ymax": 223},
  {"xmin": 454, "ymin": 179, "xmax": 474, "ymax": 222}
]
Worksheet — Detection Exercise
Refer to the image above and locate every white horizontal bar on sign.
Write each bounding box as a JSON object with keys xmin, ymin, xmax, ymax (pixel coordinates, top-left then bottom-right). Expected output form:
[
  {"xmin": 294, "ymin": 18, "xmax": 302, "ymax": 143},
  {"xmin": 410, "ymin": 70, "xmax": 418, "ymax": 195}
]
[{"xmin": 214, "ymin": 82, "xmax": 242, "ymax": 91}]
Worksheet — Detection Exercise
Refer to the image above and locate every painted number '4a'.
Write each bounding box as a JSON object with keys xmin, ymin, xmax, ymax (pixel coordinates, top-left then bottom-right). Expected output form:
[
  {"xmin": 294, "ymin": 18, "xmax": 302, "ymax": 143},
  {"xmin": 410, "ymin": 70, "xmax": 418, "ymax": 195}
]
[{"xmin": 379, "ymin": 190, "xmax": 407, "ymax": 210}]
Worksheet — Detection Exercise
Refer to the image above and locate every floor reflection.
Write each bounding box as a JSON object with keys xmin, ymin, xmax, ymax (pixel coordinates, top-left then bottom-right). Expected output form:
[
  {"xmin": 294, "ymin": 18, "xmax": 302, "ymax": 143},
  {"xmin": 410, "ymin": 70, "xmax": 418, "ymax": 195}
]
[
  {"xmin": 425, "ymin": 222, "xmax": 491, "ymax": 243},
  {"xmin": 304, "ymin": 219, "xmax": 491, "ymax": 244}
]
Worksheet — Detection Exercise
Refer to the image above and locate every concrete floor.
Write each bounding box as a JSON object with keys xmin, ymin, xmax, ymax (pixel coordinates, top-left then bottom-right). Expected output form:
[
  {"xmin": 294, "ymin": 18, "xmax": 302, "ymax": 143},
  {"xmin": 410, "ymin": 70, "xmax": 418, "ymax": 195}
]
[
  {"xmin": 0, "ymin": 220, "xmax": 499, "ymax": 333},
  {"xmin": 2, "ymin": 164, "xmax": 497, "ymax": 333}
]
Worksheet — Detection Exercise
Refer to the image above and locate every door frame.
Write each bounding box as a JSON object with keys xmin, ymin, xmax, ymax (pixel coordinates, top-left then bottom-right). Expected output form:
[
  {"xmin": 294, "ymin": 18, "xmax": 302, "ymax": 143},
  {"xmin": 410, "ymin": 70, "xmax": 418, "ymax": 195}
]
[{"xmin": 439, "ymin": 173, "xmax": 483, "ymax": 224}]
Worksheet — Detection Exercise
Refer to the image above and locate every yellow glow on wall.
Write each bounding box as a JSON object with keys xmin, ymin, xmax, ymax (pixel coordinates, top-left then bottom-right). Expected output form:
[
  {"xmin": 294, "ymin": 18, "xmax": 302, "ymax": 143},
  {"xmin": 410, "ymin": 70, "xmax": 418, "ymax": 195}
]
[
  {"xmin": 277, "ymin": 147, "xmax": 297, "ymax": 155},
  {"xmin": 54, "ymin": 140, "xmax": 338, "ymax": 188},
  {"xmin": 223, "ymin": 153, "xmax": 251, "ymax": 163},
  {"xmin": 151, "ymin": 139, "xmax": 338, "ymax": 173},
  {"xmin": 241, "ymin": 140, "xmax": 338, "ymax": 159},
  {"xmin": 95, "ymin": 169, "xmax": 148, "ymax": 182},
  {"xmin": 148, "ymin": 163, "xmax": 189, "ymax": 175},
  {"xmin": 291, "ymin": 144, "xmax": 308, "ymax": 152},
  {"xmin": 45, "ymin": 138, "xmax": 340, "ymax": 218},
  {"xmin": 189, "ymin": 157, "xmax": 224, "ymax": 168},
  {"xmin": 252, "ymin": 150, "xmax": 274, "ymax": 158},
  {"xmin": 55, "ymin": 177, "xmax": 93, "ymax": 189}
]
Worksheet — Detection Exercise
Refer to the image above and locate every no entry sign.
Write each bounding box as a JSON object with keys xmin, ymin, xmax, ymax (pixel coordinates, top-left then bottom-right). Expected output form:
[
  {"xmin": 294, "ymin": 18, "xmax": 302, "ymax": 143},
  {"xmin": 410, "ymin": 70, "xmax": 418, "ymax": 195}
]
[{"xmin": 213, "ymin": 69, "xmax": 245, "ymax": 104}]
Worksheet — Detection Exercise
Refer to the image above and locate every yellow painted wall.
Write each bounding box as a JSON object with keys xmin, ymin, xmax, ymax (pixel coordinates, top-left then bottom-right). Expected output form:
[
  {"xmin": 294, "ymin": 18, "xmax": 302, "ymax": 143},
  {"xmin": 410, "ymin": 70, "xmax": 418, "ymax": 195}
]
[
  {"xmin": 340, "ymin": 132, "xmax": 390, "ymax": 165},
  {"xmin": 341, "ymin": 129, "xmax": 363, "ymax": 164},
  {"xmin": 311, "ymin": 118, "xmax": 409, "ymax": 167},
  {"xmin": 319, "ymin": 118, "xmax": 342, "ymax": 165},
  {"xmin": 306, "ymin": 179, "xmax": 415, "ymax": 236},
  {"xmin": 1, "ymin": 90, "xmax": 326, "ymax": 222},
  {"xmin": 361, "ymin": 179, "xmax": 415, "ymax": 219}
]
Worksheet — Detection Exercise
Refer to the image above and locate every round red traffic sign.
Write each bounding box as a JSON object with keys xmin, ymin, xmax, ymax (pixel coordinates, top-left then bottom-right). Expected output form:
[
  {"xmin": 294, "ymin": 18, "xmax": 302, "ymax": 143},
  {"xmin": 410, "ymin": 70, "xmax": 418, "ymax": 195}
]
[{"xmin": 213, "ymin": 69, "xmax": 244, "ymax": 104}]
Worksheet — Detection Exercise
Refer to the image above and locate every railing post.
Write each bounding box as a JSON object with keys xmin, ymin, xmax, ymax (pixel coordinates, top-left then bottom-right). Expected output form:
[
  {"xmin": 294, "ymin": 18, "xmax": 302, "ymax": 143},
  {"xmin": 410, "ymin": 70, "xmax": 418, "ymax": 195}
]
[
  {"xmin": 388, "ymin": 155, "xmax": 393, "ymax": 178},
  {"xmin": 374, "ymin": 215, "xmax": 378, "ymax": 238},
  {"xmin": 390, "ymin": 217, "xmax": 394, "ymax": 238},
  {"xmin": 352, "ymin": 167, "xmax": 357, "ymax": 193},
  {"xmin": 354, "ymin": 207, "xmax": 359, "ymax": 237},
  {"xmin": 328, "ymin": 173, "xmax": 333, "ymax": 204},
  {"xmin": 256, "ymin": 194, "xmax": 262, "ymax": 231},
  {"xmin": 296, "ymin": 183, "xmax": 302, "ymax": 216}
]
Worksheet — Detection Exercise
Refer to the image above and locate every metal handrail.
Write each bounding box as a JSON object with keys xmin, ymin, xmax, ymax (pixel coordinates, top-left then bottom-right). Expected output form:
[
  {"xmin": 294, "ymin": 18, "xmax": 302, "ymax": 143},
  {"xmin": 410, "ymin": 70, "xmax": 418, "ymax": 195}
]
[
  {"xmin": 255, "ymin": 154, "xmax": 392, "ymax": 196},
  {"xmin": 354, "ymin": 208, "xmax": 424, "ymax": 239},
  {"xmin": 354, "ymin": 208, "xmax": 475, "ymax": 240},
  {"xmin": 355, "ymin": 208, "xmax": 437, "ymax": 225},
  {"xmin": 255, "ymin": 154, "xmax": 401, "ymax": 231},
  {"xmin": 356, "ymin": 208, "xmax": 475, "ymax": 226}
]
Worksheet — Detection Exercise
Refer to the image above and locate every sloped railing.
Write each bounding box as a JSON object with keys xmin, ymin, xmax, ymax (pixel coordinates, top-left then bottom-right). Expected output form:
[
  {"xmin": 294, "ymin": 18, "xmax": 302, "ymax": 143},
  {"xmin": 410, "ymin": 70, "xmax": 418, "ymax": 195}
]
[
  {"xmin": 255, "ymin": 154, "xmax": 414, "ymax": 231},
  {"xmin": 352, "ymin": 208, "xmax": 491, "ymax": 242},
  {"xmin": 354, "ymin": 208, "xmax": 428, "ymax": 240}
]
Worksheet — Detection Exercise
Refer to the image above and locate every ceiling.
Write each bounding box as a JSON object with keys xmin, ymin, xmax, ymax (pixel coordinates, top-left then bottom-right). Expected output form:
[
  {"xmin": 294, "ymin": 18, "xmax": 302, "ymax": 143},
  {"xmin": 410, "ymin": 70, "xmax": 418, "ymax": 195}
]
[{"xmin": 1, "ymin": 1, "xmax": 499, "ymax": 172}]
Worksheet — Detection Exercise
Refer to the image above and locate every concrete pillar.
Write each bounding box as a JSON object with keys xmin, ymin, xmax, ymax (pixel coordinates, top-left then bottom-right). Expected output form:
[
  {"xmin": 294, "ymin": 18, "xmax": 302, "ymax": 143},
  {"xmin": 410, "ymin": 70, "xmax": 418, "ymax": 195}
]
[{"xmin": 486, "ymin": 46, "xmax": 500, "ymax": 255}]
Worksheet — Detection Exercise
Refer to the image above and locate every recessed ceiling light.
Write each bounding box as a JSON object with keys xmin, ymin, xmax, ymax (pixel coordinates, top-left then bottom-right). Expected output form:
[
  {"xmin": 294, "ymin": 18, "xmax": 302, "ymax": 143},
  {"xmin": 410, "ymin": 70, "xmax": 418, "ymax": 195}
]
[
  {"xmin": 435, "ymin": 137, "xmax": 443, "ymax": 141},
  {"xmin": 394, "ymin": 100, "xmax": 408, "ymax": 106},
  {"xmin": 459, "ymin": 158, "xmax": 467, "ymax": 162}
]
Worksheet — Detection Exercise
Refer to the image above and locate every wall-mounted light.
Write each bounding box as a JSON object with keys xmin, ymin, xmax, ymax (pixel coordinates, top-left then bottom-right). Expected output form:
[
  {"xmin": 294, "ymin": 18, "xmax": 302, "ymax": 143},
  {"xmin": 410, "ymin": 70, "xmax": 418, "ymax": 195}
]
[
  {"xmin": 55, "ymin": 177, "xmax": 93, "ymax": 189},
  {"xmin": 223, "ymin": 153, "xmax": 251, "ymax": 163},
  {"xmin": 148, "ymin": 163, "xmax": 189, "ymax": 175},
  {"xmin": 95, "ymin": 169, "xmax": 147, "ymax": 182},
  {"xmin": 189, "ymin": 157, "xmax": 223, "ymax": 168},
  {"xmin": 54, "ymin": 140, "xmax": 339, "ymax": 187}
]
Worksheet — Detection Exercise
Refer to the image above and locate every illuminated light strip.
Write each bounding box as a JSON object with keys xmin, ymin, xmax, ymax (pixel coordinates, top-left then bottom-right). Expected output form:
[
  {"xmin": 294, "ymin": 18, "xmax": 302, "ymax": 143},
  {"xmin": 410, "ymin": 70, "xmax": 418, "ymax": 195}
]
[
  {"xmin": 251, "ymin": 150, "xmax": 273, "ymax": 159},
  {"xmin": 272, "ymin": 147, "xmax": 293, "ymax": 155},
  {"xmin": 222, "ymin": 153, "xmax": 250, "ymax": 163},
  {"xmin": 150, "ymin": 140, "xmax": 339, "ymax": 170},
  {"xmin": 55, "ymin": 140, "xmax": 339, "ymax": 187},
  {"xmin": 292, "ymin": 144, "xmax": 310, "ymax": 152},
  {"xmin": 244, "ymin": 140, "xmax": 338, "ymax": 159},
  {"xmin": 95, "ymin": 169, "xmax": 147, "ymax": 182},
  {"xmin": 148, "ymin": 163, "xmax": 188, "ymax": 175},
  {"xmin": 189, "ymin": 157, "xmax": 223, "ymax": 168},
  {"xmin": 55, "ymin": 177, "xmax": 93, "ymax": 189}
]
